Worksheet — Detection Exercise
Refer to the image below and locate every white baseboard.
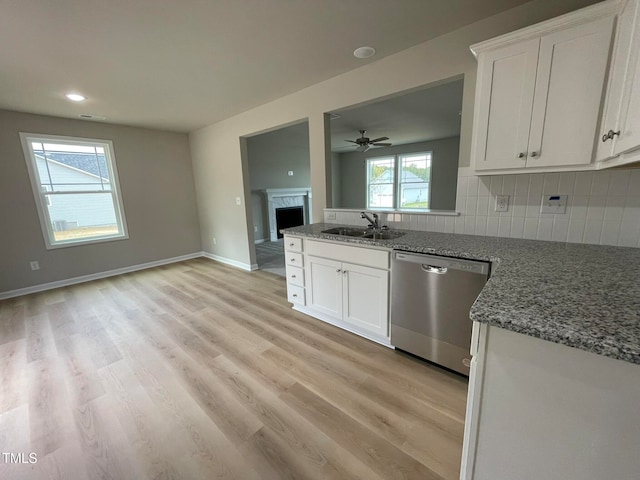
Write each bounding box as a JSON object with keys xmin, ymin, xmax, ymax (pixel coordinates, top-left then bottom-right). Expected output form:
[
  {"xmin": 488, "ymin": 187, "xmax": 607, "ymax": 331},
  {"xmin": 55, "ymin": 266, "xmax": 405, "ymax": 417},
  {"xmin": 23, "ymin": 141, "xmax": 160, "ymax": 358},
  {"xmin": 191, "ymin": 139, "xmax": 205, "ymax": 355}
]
[
  {"xmin": 201, "ymin": 252, "xmax": 258, "ymax": 271},
  {"xmin": 0, "ymin": 252, "xmax": 203, "ymax": 301}
]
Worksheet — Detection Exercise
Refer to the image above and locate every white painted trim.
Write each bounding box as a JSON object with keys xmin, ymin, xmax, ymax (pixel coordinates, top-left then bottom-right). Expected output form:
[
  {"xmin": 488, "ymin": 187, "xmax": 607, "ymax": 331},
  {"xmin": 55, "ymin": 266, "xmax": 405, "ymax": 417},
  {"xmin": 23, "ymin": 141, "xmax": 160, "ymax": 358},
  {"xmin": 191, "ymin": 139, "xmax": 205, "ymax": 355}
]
[
  {"xmin": 470, "ymin": 0, "xmax": 621, "ymax": 56},
  {"xmin": 201, "ymin": 252, "xmax": 257, "ymax": 271},
  {"xmin": 323, "ymin": 207, "xmax": 460, "ymax": 217},
  {"xmin": 0, "ymin": 252, "xmax": 203, "ymax": 300}
]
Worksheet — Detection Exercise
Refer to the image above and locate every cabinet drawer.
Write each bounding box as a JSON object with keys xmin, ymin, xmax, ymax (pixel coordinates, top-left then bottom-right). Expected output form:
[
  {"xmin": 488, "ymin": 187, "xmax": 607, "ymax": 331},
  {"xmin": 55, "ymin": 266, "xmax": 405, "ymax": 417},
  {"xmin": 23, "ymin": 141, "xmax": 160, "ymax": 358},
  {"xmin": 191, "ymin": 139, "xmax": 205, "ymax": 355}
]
[
  {"xmin": 286, "ymin": 265, "xmax": 304, "ymax": 287},
  {"xmin": 306, "ymin": 240, "xmax": 389, "ymax": 269},
  {"xmin": 287, "ymin": 285, "xmax": 305, "ymax": 305},
  {"xmin": 286, "ymin": 252, "xmax": 304, "ymax": 267},
  {"xmin": 284, "ymin": 236, "xmax": 303, "ymax": 252}
]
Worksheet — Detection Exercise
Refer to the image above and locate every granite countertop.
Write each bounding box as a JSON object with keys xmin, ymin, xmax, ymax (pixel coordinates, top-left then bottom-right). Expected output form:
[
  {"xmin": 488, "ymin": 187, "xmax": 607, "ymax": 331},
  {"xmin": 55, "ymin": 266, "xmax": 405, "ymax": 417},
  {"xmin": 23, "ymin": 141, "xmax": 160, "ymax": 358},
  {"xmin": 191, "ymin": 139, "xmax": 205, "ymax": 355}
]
[{"xmin": 283, "ymin": 223, "xmax": 640, "ymax": 365}]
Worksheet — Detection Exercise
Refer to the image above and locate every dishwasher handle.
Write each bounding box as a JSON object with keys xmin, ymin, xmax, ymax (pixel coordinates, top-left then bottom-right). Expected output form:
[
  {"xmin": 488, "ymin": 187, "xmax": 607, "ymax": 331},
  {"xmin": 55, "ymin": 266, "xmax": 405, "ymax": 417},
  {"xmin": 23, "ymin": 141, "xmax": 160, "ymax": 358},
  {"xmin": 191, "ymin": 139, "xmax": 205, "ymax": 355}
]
[{"xmin": 421, "ymin": 264, "xmax": 448, "ymax": 274}]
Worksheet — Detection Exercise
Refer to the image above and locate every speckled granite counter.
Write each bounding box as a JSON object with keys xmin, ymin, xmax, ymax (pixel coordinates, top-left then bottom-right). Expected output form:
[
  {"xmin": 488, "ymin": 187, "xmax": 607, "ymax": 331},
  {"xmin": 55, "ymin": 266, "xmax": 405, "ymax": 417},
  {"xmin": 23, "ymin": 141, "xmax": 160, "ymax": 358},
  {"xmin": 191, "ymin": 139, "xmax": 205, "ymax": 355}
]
[{"xmin": 283, "ymin": 223, "xmax": 640, "ymax": 365}]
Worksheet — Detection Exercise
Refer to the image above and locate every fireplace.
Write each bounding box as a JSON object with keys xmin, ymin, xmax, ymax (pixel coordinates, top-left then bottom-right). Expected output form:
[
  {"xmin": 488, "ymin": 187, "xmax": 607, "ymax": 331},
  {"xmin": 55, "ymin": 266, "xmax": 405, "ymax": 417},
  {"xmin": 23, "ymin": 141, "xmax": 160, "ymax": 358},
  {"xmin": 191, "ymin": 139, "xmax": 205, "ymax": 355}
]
[
  {"xmin": 275, "ymin": 206, "xmax": 304, "ymax": 238},
  {"xmin": 262, "ymin": 188, "xmax": 312, "ymax": 241}
]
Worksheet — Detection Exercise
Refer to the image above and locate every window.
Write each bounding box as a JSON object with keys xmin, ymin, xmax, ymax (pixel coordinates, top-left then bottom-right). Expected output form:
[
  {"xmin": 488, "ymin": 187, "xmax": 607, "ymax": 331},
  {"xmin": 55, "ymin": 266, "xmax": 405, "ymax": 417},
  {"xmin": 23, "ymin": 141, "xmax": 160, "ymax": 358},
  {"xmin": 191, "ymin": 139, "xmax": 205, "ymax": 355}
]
[
  {"xmin": 20, "ymin": 133, "xmax": 128, "ymax": 249},
  {"xmin": 366, "ymin": 151, "xmax": 432, "ymax": 210}
]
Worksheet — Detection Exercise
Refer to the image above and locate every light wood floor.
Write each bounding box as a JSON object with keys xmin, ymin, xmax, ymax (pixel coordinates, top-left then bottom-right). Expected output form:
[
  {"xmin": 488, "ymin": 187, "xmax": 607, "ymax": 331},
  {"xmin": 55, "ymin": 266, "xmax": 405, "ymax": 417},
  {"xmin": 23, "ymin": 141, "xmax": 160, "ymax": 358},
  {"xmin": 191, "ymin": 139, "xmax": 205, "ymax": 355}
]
[{"xmin": 0, "ymin": 258, "xmax": 468, "ymax": 480}]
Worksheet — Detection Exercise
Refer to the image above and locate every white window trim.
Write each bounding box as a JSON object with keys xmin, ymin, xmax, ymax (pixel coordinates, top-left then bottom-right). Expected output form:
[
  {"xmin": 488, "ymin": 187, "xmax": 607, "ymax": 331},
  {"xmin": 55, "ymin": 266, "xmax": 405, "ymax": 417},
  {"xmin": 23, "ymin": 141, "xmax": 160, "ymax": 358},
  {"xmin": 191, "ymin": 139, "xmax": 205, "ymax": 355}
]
[
  {"xmin": 366, "ymin": 151, "xmax": 433, "ymax": 210},
  {"xmin": 20, "ymin": 132, "xmax": 129, "ymax": 250}
]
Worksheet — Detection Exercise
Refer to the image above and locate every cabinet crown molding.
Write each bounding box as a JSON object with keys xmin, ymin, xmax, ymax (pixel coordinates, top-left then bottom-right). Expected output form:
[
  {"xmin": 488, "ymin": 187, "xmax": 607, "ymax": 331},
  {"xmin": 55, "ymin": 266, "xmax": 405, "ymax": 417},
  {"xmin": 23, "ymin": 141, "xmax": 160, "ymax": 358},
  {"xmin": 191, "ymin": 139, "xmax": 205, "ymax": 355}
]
[{"xmin": 470, "ymin": 0, "xmax": 622, "ymax": 57}]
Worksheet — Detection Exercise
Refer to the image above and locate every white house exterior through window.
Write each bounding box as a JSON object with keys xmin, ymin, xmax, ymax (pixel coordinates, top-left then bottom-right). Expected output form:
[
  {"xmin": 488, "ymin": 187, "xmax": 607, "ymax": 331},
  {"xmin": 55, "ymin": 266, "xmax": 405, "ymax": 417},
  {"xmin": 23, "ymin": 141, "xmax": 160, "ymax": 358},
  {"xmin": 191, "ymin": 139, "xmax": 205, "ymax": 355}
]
[{"xmin": 20, "ymin": 133, "xmax": 128, "ymax": 249}]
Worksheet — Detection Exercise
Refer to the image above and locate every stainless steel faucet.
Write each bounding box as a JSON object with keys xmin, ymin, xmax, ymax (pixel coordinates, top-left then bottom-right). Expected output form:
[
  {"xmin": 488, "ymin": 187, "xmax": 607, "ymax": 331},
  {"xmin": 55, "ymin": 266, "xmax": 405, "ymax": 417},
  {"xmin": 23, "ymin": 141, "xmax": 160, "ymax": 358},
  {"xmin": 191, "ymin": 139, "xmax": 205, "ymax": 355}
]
[{"xmin": 360, "ymin": 211, "xmax": 379, "ymax": 230}]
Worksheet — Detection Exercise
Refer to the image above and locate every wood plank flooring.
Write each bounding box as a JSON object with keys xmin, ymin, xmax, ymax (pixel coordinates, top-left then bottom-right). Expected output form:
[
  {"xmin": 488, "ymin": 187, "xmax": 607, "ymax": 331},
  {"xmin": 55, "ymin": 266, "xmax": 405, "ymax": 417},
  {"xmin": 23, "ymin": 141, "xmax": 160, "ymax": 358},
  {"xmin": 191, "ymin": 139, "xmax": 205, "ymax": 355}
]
[{"xmin": 0, "ymin": 258, "xmax": 468, "ymax": 480}]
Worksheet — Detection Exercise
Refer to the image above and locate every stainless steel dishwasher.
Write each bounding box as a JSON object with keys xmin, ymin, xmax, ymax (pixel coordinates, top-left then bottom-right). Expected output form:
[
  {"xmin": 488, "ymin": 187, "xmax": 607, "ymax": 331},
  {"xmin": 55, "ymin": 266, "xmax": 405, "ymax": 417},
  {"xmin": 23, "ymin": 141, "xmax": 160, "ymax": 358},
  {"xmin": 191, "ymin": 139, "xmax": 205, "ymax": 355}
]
[{"xmin": 390, "ymin": 251, "xmax": 490, "ymax": 375}]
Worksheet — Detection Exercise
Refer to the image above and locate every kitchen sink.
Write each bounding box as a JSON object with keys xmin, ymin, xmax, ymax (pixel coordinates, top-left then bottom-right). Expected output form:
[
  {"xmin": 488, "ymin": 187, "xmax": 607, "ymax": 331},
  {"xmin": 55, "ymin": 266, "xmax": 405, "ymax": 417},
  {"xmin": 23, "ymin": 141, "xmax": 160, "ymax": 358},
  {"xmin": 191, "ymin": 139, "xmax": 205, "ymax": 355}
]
[
  {"xmin": 321, "ymin": 227, "xmax": 405, "ymax": 240},
  {"xmin": 321, "ymin": 227, "xmax": 370, "ymax": 237}
]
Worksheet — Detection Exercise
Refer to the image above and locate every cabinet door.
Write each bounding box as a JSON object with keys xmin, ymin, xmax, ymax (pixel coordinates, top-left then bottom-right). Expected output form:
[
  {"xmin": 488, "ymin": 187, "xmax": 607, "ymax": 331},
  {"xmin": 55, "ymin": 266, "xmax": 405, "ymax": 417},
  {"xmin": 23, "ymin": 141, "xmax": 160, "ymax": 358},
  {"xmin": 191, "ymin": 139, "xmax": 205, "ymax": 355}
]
[
  {"xmin": 527, "ymin": 17, "xmax": 614, "ymax": 168},
  {"xmin": 306, "ymin": 255, "xmax": 343, "ymax": 319},
  {"xmin": 342, "ymin": 263, "xmax": 389, "ymax": 338},
  {"xmin": 612, "ymin": 0, "xmax": 640, "ymax": 157},
  {"xmin": 472, "ymin": 39, "xmax": 539, "ymax": 171}
]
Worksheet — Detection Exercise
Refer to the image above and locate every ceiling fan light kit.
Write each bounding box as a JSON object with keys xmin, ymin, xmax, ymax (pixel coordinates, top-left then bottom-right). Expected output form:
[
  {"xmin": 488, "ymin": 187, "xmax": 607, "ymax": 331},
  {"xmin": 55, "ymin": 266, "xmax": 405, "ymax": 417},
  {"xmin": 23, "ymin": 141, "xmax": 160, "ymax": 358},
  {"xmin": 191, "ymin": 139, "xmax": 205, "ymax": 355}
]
[{"xmin": 353, "ymin": 46, "xmax": 376, "ymax": 59}]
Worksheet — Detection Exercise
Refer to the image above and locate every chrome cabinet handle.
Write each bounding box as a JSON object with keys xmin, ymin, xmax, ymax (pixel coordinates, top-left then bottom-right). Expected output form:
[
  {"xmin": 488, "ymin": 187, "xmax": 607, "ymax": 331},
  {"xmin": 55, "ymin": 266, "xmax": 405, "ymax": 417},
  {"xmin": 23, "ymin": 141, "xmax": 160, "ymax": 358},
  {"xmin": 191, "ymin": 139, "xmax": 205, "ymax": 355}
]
[
  {"xmin": 336, "ymin": 269, "xmax": 342, "ymax": 273},
  {"xmin": 291, "ymin": 274, "xmax": 296, "ymax": 278},
  {"xmin": 517, "ymin": 152, "xmax": 526, "ymax": 159},
  {"xmin": 289, "ymin": 242, "xmax": 294, "ymax": 246},
  {"xmin": 292, "ymin": 293, "xmax": 298, "ymax": 298},
  {"xmin": 602, "ymin": 129, "xmax": 621, "ymax": 142},
  {"xmin": 342, "ymin": 270, "xmax": 348, "ymax": 275},
  {"xmin": 290, "ymin": 258, "xmax": 295, "ymax": 262}
]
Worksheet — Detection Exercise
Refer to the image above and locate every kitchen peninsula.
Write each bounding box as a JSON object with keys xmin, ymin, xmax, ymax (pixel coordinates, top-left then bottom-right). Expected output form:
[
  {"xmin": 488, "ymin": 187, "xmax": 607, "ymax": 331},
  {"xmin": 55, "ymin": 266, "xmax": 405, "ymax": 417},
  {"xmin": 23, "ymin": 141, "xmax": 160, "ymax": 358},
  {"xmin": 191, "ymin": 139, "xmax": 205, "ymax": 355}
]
[{"xmin": 283, "ymin": 223, "xmax": 640, "ymax": 480}]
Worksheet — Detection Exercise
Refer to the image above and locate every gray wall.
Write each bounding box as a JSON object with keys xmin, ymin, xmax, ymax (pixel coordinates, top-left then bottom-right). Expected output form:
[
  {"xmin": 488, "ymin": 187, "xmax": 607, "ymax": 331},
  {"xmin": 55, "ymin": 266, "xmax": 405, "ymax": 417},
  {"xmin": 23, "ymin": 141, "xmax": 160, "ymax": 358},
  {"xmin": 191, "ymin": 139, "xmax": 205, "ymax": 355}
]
[
  {"xmin": 246, "ymin": 122, "xmax": 310, "ymax": 241},
  {"xmin": 0, "ymin": 109, "xmax": 201, "ymax": 293},
  {"xmin": 336, "ymin": 137, "xmax": 460, "ymax": 210}
]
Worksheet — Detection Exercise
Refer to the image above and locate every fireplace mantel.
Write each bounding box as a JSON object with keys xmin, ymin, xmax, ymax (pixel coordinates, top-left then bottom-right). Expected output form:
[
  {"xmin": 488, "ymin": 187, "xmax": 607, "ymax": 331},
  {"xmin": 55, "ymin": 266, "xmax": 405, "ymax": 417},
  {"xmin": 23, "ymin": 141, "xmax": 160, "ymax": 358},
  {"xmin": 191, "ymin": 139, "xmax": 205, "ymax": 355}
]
[{"xmin": 262, "ymin": 188, "xmax": 312, "ymax": 241}]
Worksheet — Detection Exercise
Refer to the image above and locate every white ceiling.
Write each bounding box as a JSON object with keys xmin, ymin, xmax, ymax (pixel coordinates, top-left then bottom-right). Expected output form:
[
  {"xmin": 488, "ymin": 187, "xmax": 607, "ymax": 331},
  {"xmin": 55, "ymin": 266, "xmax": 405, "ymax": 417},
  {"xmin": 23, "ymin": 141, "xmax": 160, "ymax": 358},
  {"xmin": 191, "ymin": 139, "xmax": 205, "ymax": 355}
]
[
  {"xmin": 330, "ymin": 79, "xmax": 464, "ymax": 152},
  {"xmin": 0, "ymin": 0, "xmax": 594, "ymax": 133}
]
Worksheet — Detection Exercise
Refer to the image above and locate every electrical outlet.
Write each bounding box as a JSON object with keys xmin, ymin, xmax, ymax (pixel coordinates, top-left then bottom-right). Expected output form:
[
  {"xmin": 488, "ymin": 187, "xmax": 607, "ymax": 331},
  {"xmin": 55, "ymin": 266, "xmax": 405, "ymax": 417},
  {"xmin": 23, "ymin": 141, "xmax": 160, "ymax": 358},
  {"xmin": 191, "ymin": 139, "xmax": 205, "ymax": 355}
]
[
  {"xmin": 254, "ymin": 226, "xmax": 258, "ymax": 233},
  {"xmin": 235, "ymin": 197, "xmax": 241, "ymax": 206},
  {"xmin": 287, "ymin": 170, "xmax": 294, "ymax": 176},
  {"xmin": 327, "ymin": 212, "xmax": 337, "ymax": 220},
  {"xmin": 30, "ymin": 261, "xmax": 40, "ymax": 271},
  {"xmin": 495, "ymin": 195, "xmax": 509, "ymax": 212},
  {"xmin": 212, "ymin": 237, "xmax": 217, "ymax": 245}
]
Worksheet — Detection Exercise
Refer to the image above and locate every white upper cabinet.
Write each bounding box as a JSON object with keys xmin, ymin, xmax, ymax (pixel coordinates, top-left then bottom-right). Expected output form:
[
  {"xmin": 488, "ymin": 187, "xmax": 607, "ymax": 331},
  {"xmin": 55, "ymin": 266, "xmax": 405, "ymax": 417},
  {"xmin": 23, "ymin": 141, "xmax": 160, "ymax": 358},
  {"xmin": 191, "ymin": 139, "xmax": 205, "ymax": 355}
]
[
  {"xmin": 470, "ymin": 2, "xmax": 617, "ymax": 175},
  {"xmin": 597, "ymin": 0, "xmax": 640, "ymax": 167}
]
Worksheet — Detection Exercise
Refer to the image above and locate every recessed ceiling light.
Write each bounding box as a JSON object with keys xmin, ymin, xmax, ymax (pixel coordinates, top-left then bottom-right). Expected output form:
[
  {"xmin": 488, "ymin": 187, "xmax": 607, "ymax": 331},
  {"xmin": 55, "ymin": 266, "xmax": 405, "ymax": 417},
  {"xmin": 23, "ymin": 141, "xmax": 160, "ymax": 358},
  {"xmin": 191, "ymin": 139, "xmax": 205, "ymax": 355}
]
[
  {"xmin": 65, "ymin": 93, "xmax": 86, "ymax": 102},
  {"xmin": 353, "ymin": 46, "xmax": 376, "ymax": 59}
]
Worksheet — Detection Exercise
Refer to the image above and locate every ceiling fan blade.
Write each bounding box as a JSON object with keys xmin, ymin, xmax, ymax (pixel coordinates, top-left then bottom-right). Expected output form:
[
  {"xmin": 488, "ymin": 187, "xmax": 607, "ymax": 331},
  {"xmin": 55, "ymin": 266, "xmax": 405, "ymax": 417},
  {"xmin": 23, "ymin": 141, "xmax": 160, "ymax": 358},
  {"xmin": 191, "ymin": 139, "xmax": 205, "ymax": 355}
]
[
  {"xmin": 368, "ymin": 136, "xmax": 389, "ymax": 143},
  {"xmin": 373, "ymin": 142, "xmax": 392, "ymax": 146},
  {"xmin": 345, "ymin": 140, "xmax": 358, "ymax": 144}
]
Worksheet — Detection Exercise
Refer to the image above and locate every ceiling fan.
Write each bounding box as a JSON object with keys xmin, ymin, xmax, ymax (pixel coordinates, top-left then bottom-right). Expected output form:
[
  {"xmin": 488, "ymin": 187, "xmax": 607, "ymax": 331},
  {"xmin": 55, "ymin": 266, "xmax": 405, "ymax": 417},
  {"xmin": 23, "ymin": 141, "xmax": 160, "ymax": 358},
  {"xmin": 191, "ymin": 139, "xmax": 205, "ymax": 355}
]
[{"xmin": 345, "ymin": 130, "xmax": 392, "ymax": 152}]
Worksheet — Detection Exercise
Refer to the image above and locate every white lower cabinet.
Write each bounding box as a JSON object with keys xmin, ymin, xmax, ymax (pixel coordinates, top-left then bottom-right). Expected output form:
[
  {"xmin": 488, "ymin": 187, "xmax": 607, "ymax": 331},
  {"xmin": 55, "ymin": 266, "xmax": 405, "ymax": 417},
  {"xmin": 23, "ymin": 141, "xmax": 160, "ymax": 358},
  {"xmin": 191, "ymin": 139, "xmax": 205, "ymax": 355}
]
[
  {"xmin": 306, "ymin": 255, "xmax": 389, "ymax": 340},
  {"xmin": 286, "ymin": 238, "xmax": 390, "ymax": 345}
]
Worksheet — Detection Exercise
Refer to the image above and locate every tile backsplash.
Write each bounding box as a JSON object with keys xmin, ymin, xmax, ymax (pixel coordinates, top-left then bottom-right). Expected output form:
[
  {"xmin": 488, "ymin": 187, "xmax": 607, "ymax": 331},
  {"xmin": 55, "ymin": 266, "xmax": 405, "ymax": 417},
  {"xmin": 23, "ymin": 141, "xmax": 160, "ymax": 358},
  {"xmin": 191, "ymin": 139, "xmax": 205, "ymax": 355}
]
[{"xmin": 324, "ymin": 167, "xmax": 640, "ymax": 248}]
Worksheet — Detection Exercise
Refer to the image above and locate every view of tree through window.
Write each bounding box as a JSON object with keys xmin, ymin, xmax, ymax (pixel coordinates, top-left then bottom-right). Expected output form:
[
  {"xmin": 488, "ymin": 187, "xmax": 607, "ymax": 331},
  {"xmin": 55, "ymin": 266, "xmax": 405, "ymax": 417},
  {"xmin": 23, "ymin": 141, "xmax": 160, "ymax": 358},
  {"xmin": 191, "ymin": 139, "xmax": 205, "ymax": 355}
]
[{"xmin": 366, "ymin": 152, "xmax": 432, "ymax": 209}]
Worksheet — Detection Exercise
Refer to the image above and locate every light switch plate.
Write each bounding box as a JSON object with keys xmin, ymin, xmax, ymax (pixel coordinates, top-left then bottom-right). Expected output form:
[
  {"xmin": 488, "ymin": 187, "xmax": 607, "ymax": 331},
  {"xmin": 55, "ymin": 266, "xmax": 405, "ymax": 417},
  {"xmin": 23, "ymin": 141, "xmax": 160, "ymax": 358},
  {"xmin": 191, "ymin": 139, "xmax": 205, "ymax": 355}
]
[
  {"xmin": 235, "ymin": 196, "xmax": 241, "ymax": 205},
  {"xmin": 540, "ymin": 195, "xmax": 568, "ymax": 214}
]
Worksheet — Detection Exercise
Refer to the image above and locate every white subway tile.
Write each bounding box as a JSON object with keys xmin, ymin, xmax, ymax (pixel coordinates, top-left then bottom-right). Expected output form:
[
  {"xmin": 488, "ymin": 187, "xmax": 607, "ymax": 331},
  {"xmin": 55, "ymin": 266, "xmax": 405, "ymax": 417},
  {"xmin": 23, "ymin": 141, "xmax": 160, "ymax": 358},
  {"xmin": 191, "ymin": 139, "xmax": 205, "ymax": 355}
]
[
  {"xmin": 537, "ymin": 218, "xmax": 553, "ymax": 241},
  {"xmin": 401, "ymin": 214, "xmax": 412, "ymax": 230},
  {"xmin": 490, "ymin": 176, "xmax": 503, "ymax": 196},
  {"xmin": 600, "ymin": 220, "xmax": 621, "ymax": 246},
  {"xmin": 417, "ymin": 214, "xmax": 428, "ymax": 231},
  {"xmin": 502, "ymin": 176, "xmax": 516, "ymax": 195},
  {"xmin": 570, "ymin": 196, "xmax": 589, "ymax": 219},
  {"xmin": 436, "ymin": 216, "xmax": 446, "ymax": 232},
  {"xmin": 476, "ymin": 196, "xmax": 490, "ymax": 216},
  {"xmin": 526, "ymin": 202, "xmax": 541, "ymax": 218},
  {"xmin": 542, "ymin": 173, "xmax": 560, "ymax": 195},
  {"xmin": 475, "ymin": 216, "xmax": 488, "ymax": 236},
  {"xmin": 608, "ymin": 170, "xmax": 630, "ymax": 196},
  {"xmin": 488, "ymin": 196, "xmax": 501, "ymax": 217},
  {"xmin": 586, "ymin": 196, "xmax": 606, "ymax": 220},
  {"xmin": 410, "ymin": 214, "xmax": 420, "ymax": 230},
  {"xmin": 486, "ymin": 217, "xmax": 499, "ymax": 236},
  {"xmin": 514, "ymin": 174, "xmax": 530, "ymax": 197},
  {"xmin": 619, "ymin": 221, "xmax": 640, "ymax": 247},
  {"xmin": 465, "ymin": 216, "xmax": 476, "ymax": 234},
  {"xmin": 551, "ymin": 218, "xmax": 570, "ymax": 242},
  {"xmin": 523, "ymin": 218, "xmax": 538, "ymax": 239},
  {"xmin": 528, "ymin": 174, "xmax": 544, "ymax": 197},
  {"xmin": 498, "ymin": 217, "xmax": 512, "ymax": 238},
  {"xmin": 567, "ymin": 219, "xmax": 585, "ymax": 243},
  {"xmin": 456, "ymin": 195, "xmax": 467, "ymax": 216},
  {"xmin": 510, "ymin": 217, "xmax": 525, "ymax": 238},
  {"xmin": 455, "ymin": 217, "xmax": 465, "ymax": 234},
  {"xmin": 574, "ymin": 171, "xmax": 593, "ymax": 196},
  {"xmin": 478, "ymin": 177, "xmax": 491, "ymax": 197},
  {"xmin": 467, "ymin": 176, "xmax": 480, "ymax": 197},
  {"xmin": 558, "ymin": 172, "xmax": 576, "ymax": 195},
  {"xmin": 583, "ymin": 219, "xmax": 604, "ymax": 244},
  {"xmin": 604, "ymin": 196, "xmax": 625, "ymax": 221},
  {"xmin": 629, "ymin": 169, "xmax": 640, "ymax": 191},
  {"xmin": 512, "ymin": 195, "xmax": 527, "ymax": 217},
  {"xmin": 427, "ymin": 215, "xmax": 438, "ymax": 231},
  {"xmin": 444, "ymin": 217, "xmax": 455, "ymax": 233},
  {"xmin": 591, "ymin": 171, "xmax": 611, "ymax": 196},
  {"xmin": 466, "ymin": 196, "xmax": 478, "ymax": 215},
  {"xmin": 456, "ymin": 177, "xmax": 468, "ymax": 200}
]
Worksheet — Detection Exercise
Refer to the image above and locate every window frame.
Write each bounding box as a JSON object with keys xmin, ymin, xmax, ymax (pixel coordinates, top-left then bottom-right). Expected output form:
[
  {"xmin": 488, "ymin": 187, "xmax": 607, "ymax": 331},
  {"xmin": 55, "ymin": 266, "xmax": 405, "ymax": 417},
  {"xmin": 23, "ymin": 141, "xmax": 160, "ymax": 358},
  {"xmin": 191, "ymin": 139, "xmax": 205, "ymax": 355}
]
[
  {"xmin": 20, "ymin": 132, "xmax": 129, "ymax": 250},
  {"xmin": 365, "ymin": 151, "xmax": 433, "ymax": 210}
]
